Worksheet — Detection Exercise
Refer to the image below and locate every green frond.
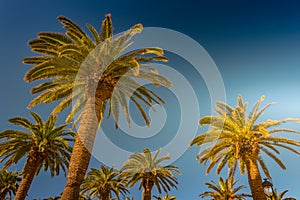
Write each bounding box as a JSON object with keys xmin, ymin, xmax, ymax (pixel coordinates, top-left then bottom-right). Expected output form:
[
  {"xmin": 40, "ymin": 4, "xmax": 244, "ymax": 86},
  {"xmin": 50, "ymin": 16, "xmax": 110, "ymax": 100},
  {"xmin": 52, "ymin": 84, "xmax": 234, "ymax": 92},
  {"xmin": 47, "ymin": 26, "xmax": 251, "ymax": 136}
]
[
  {"xmin": 110, "ymin": 92, "xmax": 120, "ymax": 128},
  {"xmin": 246, "ymin": 96, "xmax": 269, "ymax": 128},
  {"xmin": 136, "ymin": 55, "xmax": 169, "ymax": 63},
  {"xmin": 255, "ymin": 118, "xmax": 300, "ymax": 130},
  {"xmin": 270, "ymin": 142, "xmax": 300, "ymax": 155},
  {"xmin": 58, "ymin": 44, "xmax": 88, "ymax": 60},
  {"xmin": 100, "ymin": 14, "xmax": 113, "ymax": 41},
  {"xmin": 216, "ymin": 153, "xmax": 231, "ymax": 175},
  {"xmin": 86, "ymin": 23, "xmax": 101, "ymax": 44},
  {"xmin": 260, "ymin": 147, "xmax": 286, "ymax": 169},
  {"xmin": 58, "ymin": 16, "xmax": 87, "ymax": 40},
  {"xmin": 265, "ymin": 137, "xmax": 300, "ymax": 147},
  {"xmin": 130, "ymin": 97, "xmax": 150, "ymax": 127},
  {"xmin": 7, "ymin": 117, "xmax": 33, "ymax": 130},
  {"xmin": 28, "ymin": 40, "xmax": 59, "ymax": 56},
  {"xmin": 260, "ymin": 141, "xmax": 280, "ymax": 154},
  {"xmin": 23, "ymin": 56, "xmax": 50, "ymax": 65},
  {"xmin": 38, "ymin": 32, "xmax": 73, "ymax": 45},
  {"xmin": 215, "ymin": 101, "xmax": 234, "ymax": 116},
  {"xmin": 257, "ymin": 156, "xmax": 271, "ymax": 179},
  {"xmin": 269, "ymin": 128, "xmax": 300, "ymax": 134}
]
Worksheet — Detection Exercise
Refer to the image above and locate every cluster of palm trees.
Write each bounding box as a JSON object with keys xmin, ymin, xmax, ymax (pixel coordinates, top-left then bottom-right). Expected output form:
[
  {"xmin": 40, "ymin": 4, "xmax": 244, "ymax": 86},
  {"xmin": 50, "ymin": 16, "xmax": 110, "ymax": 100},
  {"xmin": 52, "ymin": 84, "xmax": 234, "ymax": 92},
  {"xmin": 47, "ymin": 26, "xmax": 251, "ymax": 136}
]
[
  {"xmin": 0, "ymin": 13, "xmax": 299, "ymax": 200},
  {"xmin": 0, "ymin": 147, "xmax": 180, "ymax": 200},
  {"xmin": 81, "ymin": 148, "xmax": 180, "ymax": 200}
]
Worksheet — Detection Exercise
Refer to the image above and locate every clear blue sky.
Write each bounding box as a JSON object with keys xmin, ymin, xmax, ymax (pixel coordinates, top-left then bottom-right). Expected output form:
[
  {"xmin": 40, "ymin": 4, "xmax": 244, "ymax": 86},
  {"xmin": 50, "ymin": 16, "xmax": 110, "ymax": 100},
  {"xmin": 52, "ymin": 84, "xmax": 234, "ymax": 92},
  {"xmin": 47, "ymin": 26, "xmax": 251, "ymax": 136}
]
[{"xmin": 0, "ymin": 0, "xmax": 300, "ymax": 199}]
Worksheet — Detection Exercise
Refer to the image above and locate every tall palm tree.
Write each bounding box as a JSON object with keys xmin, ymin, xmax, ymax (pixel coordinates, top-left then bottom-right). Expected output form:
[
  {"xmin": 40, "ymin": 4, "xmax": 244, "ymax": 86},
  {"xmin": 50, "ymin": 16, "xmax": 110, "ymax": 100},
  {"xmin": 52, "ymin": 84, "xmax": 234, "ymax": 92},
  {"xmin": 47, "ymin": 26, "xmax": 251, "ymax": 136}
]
[
  {"xmin": 0, "ymin": 170, "xmax": 21, "ymax": 200},
  {"xmin": 121, "ymin": 148, "xmax": 181, "ymax": 200},
  {"xmin": 23, "ymin": 14, "xmax": 171, "ymax": 199},
  {"xmin": 199, "ymin": 176, "xmax": 251, "ymax": 200},
  {"xmin": 153, "ymin": 193, "xmax": 177, "ymax": 200},
  {"xmin": 190, "ymin": 95, "xmax": 300, "ymax": 200},
  {"xmin": 0, "ymin": 112, "xmax": 75, "ymax": 200},
  {"xmin": 81, "ymin": 165, "xmax": 129, "ymax": 200}
]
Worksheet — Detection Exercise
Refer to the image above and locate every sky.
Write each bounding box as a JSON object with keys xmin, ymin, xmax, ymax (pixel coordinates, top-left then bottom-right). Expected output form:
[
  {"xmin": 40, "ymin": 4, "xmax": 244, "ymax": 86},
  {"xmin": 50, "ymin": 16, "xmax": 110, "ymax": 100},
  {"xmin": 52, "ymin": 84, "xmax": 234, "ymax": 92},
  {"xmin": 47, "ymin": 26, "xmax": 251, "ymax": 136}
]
[{"xmin": 0, "ymin": 0, "xmax": 300, "ymax": 199}]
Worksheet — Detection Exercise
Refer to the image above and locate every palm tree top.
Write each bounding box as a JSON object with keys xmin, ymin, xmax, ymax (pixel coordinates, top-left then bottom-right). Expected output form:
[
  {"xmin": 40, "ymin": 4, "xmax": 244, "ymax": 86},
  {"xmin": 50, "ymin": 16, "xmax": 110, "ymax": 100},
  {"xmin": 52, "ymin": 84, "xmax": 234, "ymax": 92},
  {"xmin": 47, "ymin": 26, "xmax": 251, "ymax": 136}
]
[
  {"xmin": 23, "ymin": 14, "xmax": 171, "ymax": 128},
  {"xmin": 0, "ymin": 169, "xmax": 22, "ymax": 199},
  {"xmin": 190, "ymin": 95, "xmax": 300, "ymax": 176},
  {"xmin": 121, "ymin": 148, "xmax": 181, "ymax": 195},
  {"xmin": 199, "ymin": 176, "xmax": 251, "ymax": 200},
  {"xmin": 0, "ymin": 112, "xmax": 75, "ymax": 176},
  {"xmin": 81, "ymin": 164, "xmax": 128, "ymax": 200},
  {"xmin": 122, "ymin": 148, "xmax": 181, "ymax": 174}
]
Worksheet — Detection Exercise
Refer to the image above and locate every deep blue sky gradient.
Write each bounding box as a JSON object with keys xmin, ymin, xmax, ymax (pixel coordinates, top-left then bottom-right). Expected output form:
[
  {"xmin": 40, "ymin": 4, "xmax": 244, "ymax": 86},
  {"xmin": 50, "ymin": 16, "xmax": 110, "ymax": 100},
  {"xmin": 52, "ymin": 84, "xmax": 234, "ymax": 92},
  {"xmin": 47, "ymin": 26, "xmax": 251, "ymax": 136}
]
[{"xmin": 0, "ymin": 0, "xmax": 300, "ymax": 199}]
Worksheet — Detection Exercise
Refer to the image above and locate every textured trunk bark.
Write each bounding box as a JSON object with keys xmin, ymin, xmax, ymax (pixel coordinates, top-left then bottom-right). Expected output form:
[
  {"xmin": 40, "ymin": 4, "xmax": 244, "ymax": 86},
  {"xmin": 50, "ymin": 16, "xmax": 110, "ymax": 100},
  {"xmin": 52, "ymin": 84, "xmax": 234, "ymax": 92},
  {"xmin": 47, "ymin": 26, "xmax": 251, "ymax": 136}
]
[
  {"xmin": 245, "ymin": 157, "xmax": 267, "ymax": 200},
  {"xmin": 142, "ymin": 182, "xmax": 153, "ymax": 200},
  {"xmin": 61, "ymin": 95, "xmax": 102, "ymax": 200},
  {"xmin": 99, "ymin": 192, "xmax": 110, "ymax": 200},
  {"xmin": 14, "ymin": 151, "xmax": 43, "ymax": 200},
  {"xmin": 142, "ymin": 188, "xmax": 152, "ymax": 200}
]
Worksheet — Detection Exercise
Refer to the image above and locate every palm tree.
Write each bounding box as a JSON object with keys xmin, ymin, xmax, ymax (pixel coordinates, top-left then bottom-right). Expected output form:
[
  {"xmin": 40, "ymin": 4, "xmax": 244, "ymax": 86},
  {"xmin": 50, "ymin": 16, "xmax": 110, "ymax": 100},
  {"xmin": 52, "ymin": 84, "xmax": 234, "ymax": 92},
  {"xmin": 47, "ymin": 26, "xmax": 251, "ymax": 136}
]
[
  {"xmin": 23, "ymin": 14, "xmax": 171, "ymax": 199},
  {"xmin": 81, "ymin": 165, "xmax": 129, "ymax": 200},
  {"xmin": 0, "ymin": 112, "xmax": 75, "ymax": 200},
  {"xmin": 121, "ymin": 148, "xmax": 181, "ymax": 200},
  {"xmin": 190, "ymin": 95, "xmax": 300, "ymax": 200},
  {"xmin": 153, "ymin": 193, "xmax": 177, "ymax": 200},
  {"xmin": 266, "ymin": 189, "xmax": 296, "ymax": 200},
  {"xmin": 199, "ymin": 176, "xmax": 251, "ymax": 200},
  {"xmin": 0, "ymin": 170, "xmax": 21, "ymax": 200}
]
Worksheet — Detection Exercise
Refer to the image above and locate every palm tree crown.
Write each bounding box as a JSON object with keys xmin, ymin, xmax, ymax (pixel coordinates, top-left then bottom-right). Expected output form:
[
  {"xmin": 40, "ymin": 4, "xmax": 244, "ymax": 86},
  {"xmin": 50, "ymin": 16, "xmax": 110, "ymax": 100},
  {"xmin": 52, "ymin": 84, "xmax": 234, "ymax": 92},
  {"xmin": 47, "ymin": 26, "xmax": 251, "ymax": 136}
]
[
  {"xmin": 190, "ymin": 95, "xmax": 300, "ymax": 200},
  {"xmin": 0, "ymin": 112, "xmax": 75, "ymax": 200},
  {"xmin": 0, "ymin": 170, "xmax": 21, "ymax": 200},
  {"xmin": 121, "ymin": 148, "xmax": 181, "ymax": 200},
  {"xmin": 0, "ymin": 112, "xmax": 74, "ymax": 175},
  {"xmin": 81, "ymin": 165, "xmax": 128, "ymax": 200},
  {"xmin": 23, "ymin": 14, "xmax": 171, "ymax": 126},
  {"xmin": 199, "ymin": 176, "xmax": 251, "ymax": 200}
]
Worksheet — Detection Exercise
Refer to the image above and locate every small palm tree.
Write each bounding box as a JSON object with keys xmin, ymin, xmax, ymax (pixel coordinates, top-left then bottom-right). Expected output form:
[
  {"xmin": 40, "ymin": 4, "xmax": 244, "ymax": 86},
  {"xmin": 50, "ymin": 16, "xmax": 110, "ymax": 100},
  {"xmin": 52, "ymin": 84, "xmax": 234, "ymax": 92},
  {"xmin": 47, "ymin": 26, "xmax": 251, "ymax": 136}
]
[
  {"xmin": 81, "ymin": 165, "xmax": 129, "ymax": 200},
  {"xmin": 190, "ymin": 95, "xmax": 300, "ymax": 200},
  {"xmin": 266, "ymin": 189, "xmax": 296, "ymax": 200},
  {"xmin": 0, "ymin": 170, "xmax": 21, "ymax": 200},
  {"xmin": 0, "ymin": 112, "xmax": 75, "ymax": 200},
  {"xmin": 121, "ymin": 148, "xmax": 181, "ymax": 200},
  {"xmin": 153, "ymin": 193, "xmax": 177, "ymax": 200},
  {"xmin": 199, "ymin": 176, "xmax": 251, "ymax": 200},
  {"xmin": 23, "ymin": 14, "xmax": 171, "ymax": 199}
]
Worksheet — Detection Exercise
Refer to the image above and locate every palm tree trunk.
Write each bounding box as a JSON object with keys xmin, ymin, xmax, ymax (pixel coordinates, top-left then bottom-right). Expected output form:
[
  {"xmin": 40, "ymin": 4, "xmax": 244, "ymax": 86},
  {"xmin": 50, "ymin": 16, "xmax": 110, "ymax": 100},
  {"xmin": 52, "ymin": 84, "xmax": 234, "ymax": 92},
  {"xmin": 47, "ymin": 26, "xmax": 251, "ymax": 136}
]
[
  {"xmin": 245, "ymin": 157, "xmax": 267, "ymax": 200},
  {"xmin": 61, "ymin": 95, "xmax": 102, "ymax": 200},
  {"xmin": 142, "ymin": 188, "xmax": 152, "ymax": 200},
  {"xmin": 142, "ymin": 184, "xmax": 153, "ymax": 200},
  {"xmin": 99, "ymin": 192, "xmax": 110, "ymax": 200},
  {"xmin": 14, "ymin": 151, "xmax": 43, "ymax": 200}
]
